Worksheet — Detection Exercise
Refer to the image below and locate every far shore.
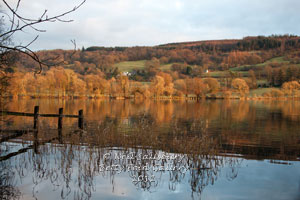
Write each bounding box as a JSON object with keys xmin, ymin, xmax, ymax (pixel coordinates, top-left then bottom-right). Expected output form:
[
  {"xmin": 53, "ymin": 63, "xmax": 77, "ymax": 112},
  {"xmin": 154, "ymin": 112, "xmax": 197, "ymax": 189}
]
[{"xmin": 2, "ymin": 93, "xmax": 300, "ymax": 101}]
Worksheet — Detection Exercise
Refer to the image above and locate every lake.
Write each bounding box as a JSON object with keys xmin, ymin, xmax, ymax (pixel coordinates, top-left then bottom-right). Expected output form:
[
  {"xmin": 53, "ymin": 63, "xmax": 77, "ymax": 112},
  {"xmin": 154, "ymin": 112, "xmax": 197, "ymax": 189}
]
[{"xmin": 1, "ymin": 99, "xmax": 300, "ymax": 200}]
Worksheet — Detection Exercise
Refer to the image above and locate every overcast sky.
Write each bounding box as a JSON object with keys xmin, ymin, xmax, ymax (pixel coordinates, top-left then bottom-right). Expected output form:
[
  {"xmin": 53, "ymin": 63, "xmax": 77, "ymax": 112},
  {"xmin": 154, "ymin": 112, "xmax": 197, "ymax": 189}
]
[{"xmin": 3, "ymin": 0, "xmax": 300, "ymax": 50}]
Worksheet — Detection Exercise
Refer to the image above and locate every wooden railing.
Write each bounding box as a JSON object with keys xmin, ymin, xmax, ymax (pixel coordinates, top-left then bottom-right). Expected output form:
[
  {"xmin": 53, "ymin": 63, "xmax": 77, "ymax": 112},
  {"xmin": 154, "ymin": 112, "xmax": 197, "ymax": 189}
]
[
  {"xmin": 1, "ymin": 106, "xmax": 84, "ymax": 130},
  {"xmin": 0, "ymin": 106, "xmax": 84, "ymax": 161}
]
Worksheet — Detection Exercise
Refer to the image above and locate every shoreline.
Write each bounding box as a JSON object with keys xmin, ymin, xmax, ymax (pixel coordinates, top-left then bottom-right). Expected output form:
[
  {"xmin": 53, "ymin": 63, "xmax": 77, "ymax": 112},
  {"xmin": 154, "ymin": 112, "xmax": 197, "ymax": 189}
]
[{"xmin": 2, "ymin": 95, "xmax": 300, "ymax": 101}]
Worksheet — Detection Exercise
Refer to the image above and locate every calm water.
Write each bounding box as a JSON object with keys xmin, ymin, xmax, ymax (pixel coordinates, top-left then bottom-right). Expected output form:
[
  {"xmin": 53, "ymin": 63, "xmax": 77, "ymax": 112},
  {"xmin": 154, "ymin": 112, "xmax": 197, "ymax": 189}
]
[{"xmin": 0, "ymin": 99, "xmax": 300, "ymax": 200}]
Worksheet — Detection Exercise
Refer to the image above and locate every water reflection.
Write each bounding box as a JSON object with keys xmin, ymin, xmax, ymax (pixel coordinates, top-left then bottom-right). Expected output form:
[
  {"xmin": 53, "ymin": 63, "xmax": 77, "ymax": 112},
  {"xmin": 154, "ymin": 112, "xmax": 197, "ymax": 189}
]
[
  {"xmin": 0, "ymin": 140, "xmax": 241, "ymax": 199},
  {"xmin": 0, "ymin": 113, "xmax": 240, "ymax": 199},
  {"xmin": 0, "ymin": 99, "xmax": 300, "ymax": 199},
  {"xmin": 0, "ymin": 159, "xmax": 21, "ymax": 200}
]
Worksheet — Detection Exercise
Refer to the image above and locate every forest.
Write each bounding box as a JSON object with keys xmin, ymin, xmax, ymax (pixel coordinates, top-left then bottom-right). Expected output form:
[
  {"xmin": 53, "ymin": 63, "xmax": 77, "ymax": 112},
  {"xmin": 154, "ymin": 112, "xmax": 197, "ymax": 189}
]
[{"xmin": 2, "ymin": 35, "xmax": 300, "ymax": 99}]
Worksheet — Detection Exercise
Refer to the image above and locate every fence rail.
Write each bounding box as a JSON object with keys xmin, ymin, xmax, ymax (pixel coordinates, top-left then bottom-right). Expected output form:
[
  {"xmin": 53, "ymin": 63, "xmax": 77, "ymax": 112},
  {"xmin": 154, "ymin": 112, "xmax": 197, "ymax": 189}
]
[{"xmin": 0, "ymin": 111, "xmax": 79, "ymax": 118}]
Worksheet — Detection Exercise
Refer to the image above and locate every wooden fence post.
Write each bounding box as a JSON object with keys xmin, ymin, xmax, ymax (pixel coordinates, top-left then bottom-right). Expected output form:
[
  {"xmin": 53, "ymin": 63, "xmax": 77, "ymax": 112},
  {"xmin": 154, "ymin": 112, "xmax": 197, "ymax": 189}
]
[
  {"xmin": 33, "ymin": 106, "xmax": 39, "ymax": 153},
  {"xmin": 58, "ymin": 108, "xmax": 63, "ymax": 129},
  {"xmin": 33, "ymin": 106, "xmax": 39, "ymax": 129},
  {"xmin": 33, "ymin": 128, "xmax": 39, "ymax": 154},
  {"xmin": 58, "ymin": 129, "xmax": 62, "ymax": 143},
  {"xmin": 78, "ymin": 109, "xmax": 83, "ymax": 129}
]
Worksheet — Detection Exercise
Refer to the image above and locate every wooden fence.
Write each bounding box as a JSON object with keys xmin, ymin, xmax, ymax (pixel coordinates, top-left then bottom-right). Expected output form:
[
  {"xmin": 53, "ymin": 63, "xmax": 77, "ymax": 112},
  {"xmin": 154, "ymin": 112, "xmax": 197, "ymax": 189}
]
[
  {"xmin": 1, "ymin": 106, "xmax": 84, "ymax": 130},
  {"xmin": 0, "ymin": 106, "xmax": 84, "ymax": 161}
]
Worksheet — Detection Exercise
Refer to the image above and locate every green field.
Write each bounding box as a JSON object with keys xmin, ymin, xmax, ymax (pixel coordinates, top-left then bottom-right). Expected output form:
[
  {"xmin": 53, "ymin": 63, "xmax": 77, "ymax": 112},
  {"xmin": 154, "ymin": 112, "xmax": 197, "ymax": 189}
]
[
  {"xmin": 160, "ymin": 63, "xmax": 173, "ymax": 71},
  {"xmin": 113, "ymin": 60, "xmax": 176, "ymax": 72},
  {"xmin": 204, "ymin": 71, "xmax": 227, "ymax": 78},
  {"xmin": 230, "ymin": 56, "xmax": 290, "ymax": 72},
  {"xmin": 113, "ymin": 60, "xmax": 147, "ymax": 72},
  {"xmin": 262, "ymin": 56, "xmax": 290, "ymax": 65}
]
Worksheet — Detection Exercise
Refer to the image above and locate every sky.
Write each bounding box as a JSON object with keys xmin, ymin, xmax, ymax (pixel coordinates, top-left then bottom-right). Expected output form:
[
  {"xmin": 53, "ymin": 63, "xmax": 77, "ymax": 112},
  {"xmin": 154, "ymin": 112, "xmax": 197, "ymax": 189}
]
[{"xmin": 2, "ymin": 0, "xmax": 300, "ymax": 50}]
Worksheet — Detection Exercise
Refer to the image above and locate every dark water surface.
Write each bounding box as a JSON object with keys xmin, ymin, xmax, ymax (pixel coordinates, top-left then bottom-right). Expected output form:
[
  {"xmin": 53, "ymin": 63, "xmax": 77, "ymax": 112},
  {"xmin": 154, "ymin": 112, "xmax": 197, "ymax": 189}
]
[{"xmin": 0, "ymin": 99, "xmax": 300, "ymax": 200}]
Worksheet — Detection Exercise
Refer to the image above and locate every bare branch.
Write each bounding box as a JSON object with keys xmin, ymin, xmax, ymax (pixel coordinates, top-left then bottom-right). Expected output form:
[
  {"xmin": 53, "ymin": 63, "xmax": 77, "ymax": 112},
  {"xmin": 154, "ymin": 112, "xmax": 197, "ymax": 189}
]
[
  {"xmin": 1, "ymin": 0, "xmax": 86, "ymax": 37},
  {"xmin": 40, "ymin": 10, "xmax": 48, "ymax": 20},
  {"xmin": 0, "ymin": 0, "xmax": 86, "ymax": 73},
  {"xmin": 23, "ymin": 35, "xmax": 39, "ymax": 49},
  {"xmin": 15, "ymin": 0, "xmax": 21, "ymax": 12}
]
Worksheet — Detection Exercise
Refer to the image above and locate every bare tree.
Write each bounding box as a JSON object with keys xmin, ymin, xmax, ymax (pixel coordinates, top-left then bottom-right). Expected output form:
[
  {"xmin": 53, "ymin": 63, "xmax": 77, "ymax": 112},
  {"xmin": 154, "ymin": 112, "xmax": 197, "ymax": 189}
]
[{"xmin": 0, "ymin": 0, "xmax": 86, "ymax": 73}]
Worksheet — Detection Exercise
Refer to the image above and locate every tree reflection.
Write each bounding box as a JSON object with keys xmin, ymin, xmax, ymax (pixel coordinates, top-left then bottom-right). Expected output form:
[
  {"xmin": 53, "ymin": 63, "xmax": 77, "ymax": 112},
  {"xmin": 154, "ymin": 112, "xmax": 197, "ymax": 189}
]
[
  {"xmin": 0, "ymin": 112, "xmax": 242, "ymax": 200},
  {"xmin": 0, "ymin": 159, "xmax": 21, "ymax": 200},
  {"xmin": 2, "ymin": 99, "xmax": 299, "ymax": 199}
]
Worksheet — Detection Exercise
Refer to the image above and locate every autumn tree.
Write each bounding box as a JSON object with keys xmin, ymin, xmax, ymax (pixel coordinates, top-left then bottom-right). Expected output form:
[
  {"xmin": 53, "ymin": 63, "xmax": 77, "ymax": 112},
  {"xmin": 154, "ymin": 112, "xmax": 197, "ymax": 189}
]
[
  {"xmin": 35, "ymin": 74, "xmax": 47, "ymax": 96},
  {"xmin": 145, "ymin": 57, "xmax": 160, "ymax": 69},
  {"xmin": 222, "ymin": 51, "xmax": 262, "ymax": 68},
  {"xmin": 85, "ymin": 74, "xmax": 108, "ymax": 97},
  {"xmin": 174, "ymin": 79, "xmax": 187, "ymax": 97},
  {"xmin": 130, "ymin": 81, "xmax": 149, "ymax": 99},
  {"xmin": 23, "ymin": 73, "xmax": 36, "ymax": 95},
  {"xmin": 282, "ymin": 81, "xmax": 300, "ymax": 97},
  {"xmin": 157, "ymin": 72, "xmax": 174, "ymax": 96},
  {"xmin": 7, "ymin": 72, "xmax": 25, "ymax": 98},
  {"xmin": 45, "ymin": 69, "xmax": 57, "ymax": 96},
  {"xmin": 185, "ymin": 78, "xmax": 194, "ymax": 97},
  {"xmin": 109, "ymin": 77, "xmax": 118, "ymax": 97},
  {"xmin": 64, "ymin": 69, "xmax": 87, "ymax": 97},
  {"xmin": 159, "ymin": 56, "xmax": 169, "ymax": 64},
  {"xmin": 248, "ymin": 70, "xmax": 257, "ymax": 89},
  {"xmin": 191, "ymin": 78, "xmax": 208, "ymax": 99},
  {"xmin": 231, "ymin": 78, "xmax": 249, "ymax": 97},
  {"xmin": 117, "ymin": 75, "xmax": 130, "ymax": 98},
  {"xmin": 150, "ymin": 75, "xmax": 165, "ymax": 97},
  {"xmin": 204, "ymin": 78, "xmax": 220, "ymax": 94}
]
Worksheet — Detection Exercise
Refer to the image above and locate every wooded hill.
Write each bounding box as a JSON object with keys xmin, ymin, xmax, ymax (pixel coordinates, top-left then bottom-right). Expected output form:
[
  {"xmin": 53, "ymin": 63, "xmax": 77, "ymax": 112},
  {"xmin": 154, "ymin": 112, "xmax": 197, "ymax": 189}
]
[{"xmin": 4, "ymin": 35, "xmax": 300, "ymax": 99}]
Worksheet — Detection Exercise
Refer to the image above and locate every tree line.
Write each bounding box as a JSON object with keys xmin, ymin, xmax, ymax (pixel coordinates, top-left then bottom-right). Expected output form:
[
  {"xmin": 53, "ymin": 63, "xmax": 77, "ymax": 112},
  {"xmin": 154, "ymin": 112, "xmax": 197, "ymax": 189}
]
[
  {"xmin": 5, "ymin": 67, "xmax": 223, "ymax": 98},
  {"xmin": 5, "ymin": 67, "xmax": 300, "ymax": 99}
]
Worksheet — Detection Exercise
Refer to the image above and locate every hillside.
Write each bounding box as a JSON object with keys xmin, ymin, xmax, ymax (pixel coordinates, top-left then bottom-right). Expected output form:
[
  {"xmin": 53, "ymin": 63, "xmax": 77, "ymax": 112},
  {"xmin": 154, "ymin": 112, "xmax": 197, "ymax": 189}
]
[{"xmin": 3, "ymin": 35, "xmax": 300, "ymax": 99}]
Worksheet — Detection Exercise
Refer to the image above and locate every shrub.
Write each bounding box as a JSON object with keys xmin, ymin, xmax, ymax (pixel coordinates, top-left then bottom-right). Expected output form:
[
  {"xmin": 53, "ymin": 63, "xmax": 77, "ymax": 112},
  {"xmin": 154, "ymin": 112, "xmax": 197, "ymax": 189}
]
[{"xmin": 263, "ymin": 89, "xmax": 284, "ymax": 98}]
